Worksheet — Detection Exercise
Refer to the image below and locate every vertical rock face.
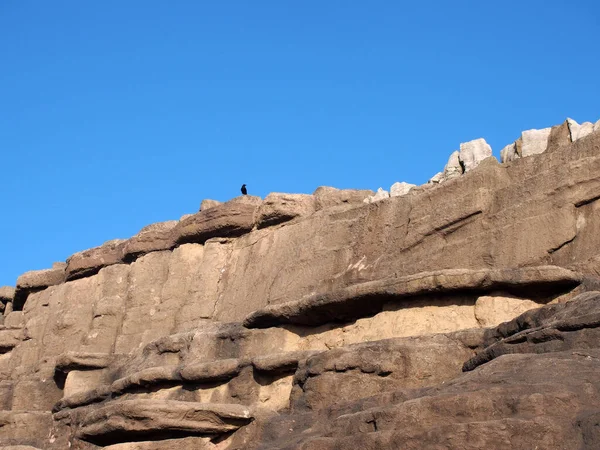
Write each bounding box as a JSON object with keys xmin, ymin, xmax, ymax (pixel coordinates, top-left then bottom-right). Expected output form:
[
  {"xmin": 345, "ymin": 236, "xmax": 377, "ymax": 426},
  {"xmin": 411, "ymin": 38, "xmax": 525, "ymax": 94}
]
[{"xmin": 2, "ymin": 119, "xmax": 600, "ymax": 449}]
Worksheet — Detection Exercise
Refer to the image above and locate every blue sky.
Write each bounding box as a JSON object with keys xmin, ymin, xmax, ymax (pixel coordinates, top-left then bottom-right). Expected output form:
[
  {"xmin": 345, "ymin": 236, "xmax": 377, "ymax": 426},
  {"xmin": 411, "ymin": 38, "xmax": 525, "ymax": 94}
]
[{"xmin": 1, "ymin": 1, "xmax": 599, "ymax": 287}]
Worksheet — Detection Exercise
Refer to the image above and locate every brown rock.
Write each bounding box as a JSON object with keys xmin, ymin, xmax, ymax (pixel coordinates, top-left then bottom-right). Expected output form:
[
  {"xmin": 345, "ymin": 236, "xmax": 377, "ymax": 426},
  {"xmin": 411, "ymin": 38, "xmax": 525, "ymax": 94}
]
[
  {"xmin": 244, "ymin": 266, "xmax": 581, "ymax": 328},
  {"xmin": 122, "ymin": 221, "xmax": 178, "ymax": 262},
  {"xmin": 199, "ymin": 199, "xmax": 221, "ymax": 211},
  {"xmin": 0, "ymin": 286, "xmax": 15, "ymax": 303},
  {"xmin": 55, "ymin": 352, "xmax": 113, "ymax": 372},
  {"xmin": 76, "ymin": 399, "xmax": 253, "ymax": 446},
  {"xmin": 256, "ymin": 193, "xmax": 316, "ymax": 228},
  {"xmin": 14, "ymin": 266, "xmax": 66, "ymax": 310},
  {"xmin": 179, "ymin": 358, "xmax": 244, "ymax": 382},
  {"xmin": 313, "ymin": 186, "xmax": 374, "ymax": 210},
  {"xmin": 65, "ymin": 239, "xmax": 126, "ymax": 281},
  {"xmin": 174, "ymin": 196, "xmax": 261, "ymax": 245}
]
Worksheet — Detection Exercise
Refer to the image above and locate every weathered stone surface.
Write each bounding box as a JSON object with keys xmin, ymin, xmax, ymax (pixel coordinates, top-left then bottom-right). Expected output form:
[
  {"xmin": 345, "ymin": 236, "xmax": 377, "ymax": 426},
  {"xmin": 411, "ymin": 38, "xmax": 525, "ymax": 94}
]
[
  {"xmin": 568, "ymin": 118, "xmax": 596, "ymax": 142},
  {"xmin": 4, "ymin": 119, "xmax": 600, "ymax": 449},
  {"xmin": 65, "ymin": 239, "xmax": 126, "ymax": 281},
  {"xmin": 500, "ymin": 142, "xmax": 518, "ymax": 163},
  {"xmin": 389, "ymin": 182, "xmax": 416, "ymax": 197},
  {"xmin": 442, "ymin": 150, "xmax": 462, "ymax": 179},
  {"xmin": 55, "ymin": 352, "xmax": 113, "ymax": 372},
  {"xmin": 76, "ymin": 400, "xmax": 253, "ymax": 445},
  {"xmin": 122, "ymin": 221, "xmax": 177, "ymax": 262},
  {"xmin": 458, "ymin": 138, "xmax": 492, "ymax": 172},
  {"xmin": 363, "ymin": 187, "xmax": 389, "ymax": 203},
  {"xmin": 174, "ymin": 196, "xmax": 261, "ymax": 245},
  {"xmin": 0, "ymin": 286, "xmax": 15, "ymax": 303},
  {"xmin": 520, "ymin": 127, "xmax": 551, "ymax": 157},
  {"xmin": 244, "ymin": 266, "xmax": 581, "ymax": 328},
  {"xmin": 179, "ymin": 358, "xmax": 243, "ymax": 382},
  {"xmin": 313, "ymin": 186, "xmax": 373, "ymax": 210},
  {"xmin": 3, "ymin": 312, "xmax": 24, "ymax": 329},
  {"xmin": 14, "ymin": 267, "xmax": 66, "ymax": 311},
  {"xmin": 427, "ymin": 171, "xmax": 443, "ymax": 184},
  {"xmin": 199, "ymin": 199, "xmax": 221, "ymax": 211},
  {"xmin": 473, "ymin": 294, "xmax": 540, "ymax": 328},
  {"xmin": 464, "ymin": 290, "xmax": 600, "ymax": 371},
  {"xmin": 256, "ymin": 193, "xmax": 316, "ymax": 228}
]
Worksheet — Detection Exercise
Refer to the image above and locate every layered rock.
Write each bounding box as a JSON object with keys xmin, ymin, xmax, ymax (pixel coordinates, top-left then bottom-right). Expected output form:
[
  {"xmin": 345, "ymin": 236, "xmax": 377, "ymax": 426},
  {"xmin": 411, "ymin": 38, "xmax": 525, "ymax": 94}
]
[{"xmin": 1, "ymin": 118, "xmax": 600, "ymax": 449}]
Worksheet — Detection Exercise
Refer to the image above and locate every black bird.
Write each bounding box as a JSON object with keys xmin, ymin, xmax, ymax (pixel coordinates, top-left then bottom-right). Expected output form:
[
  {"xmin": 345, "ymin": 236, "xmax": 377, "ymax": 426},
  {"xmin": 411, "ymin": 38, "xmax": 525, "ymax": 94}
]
[{"xmin": 241, "ymin": 184, "xmax": 247, "ymax": 195}]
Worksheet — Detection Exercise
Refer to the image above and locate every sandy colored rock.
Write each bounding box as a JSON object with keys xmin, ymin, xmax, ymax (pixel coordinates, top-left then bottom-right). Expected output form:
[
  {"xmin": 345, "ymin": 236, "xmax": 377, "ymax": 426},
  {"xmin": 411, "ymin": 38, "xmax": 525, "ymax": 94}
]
[
  {"xmin": 427, "ymin": 171, "xmax": 444, "ymax": 184},
  {"xmin": 499, "ymin": 142, "xmax": 518, "ymax": 163},
  {"xmin": 442, "ymin": 150, "xmax": 462, "ymax": 179},
  {"xmin": 458, "ymin": 138, "xmax": 492, "ymax": 172},
  {"xmin": 199, "ymin": 199, "xmax": 221, "ymax": 211},
  {"xmin": 389, "ymin": 182, "xmax": 416, "ymax": 197},
  {"xmin": 257, "ymin": 193, "xmax": 316, "ymax": 228},
  {"xmin": 0, "ymin": 286, "xmax": 15, "ymax": 303},
  {"xmin": 313, "ymin": 186, "xmax": 374, "ymax": 210},
  {"xmin": 363, "ymin": 187, "xmax": 389, "ymax": 203},
  {"xmin": 14, "ymin": 266, "xmax": 66, "ymax": 310},
  {"xmin": 76, "ymin": 399, "xmax": 253, "ymax": 445},
  {"xmin": 66, "ymin": 239, "xmax": 126, "ymax": 281},
  {"xmin": 122, "ymin": 221, "xmax": 178, "ymax": 262},
  {"xmin": 520, "ymin": 127, "xmax": 551, "ymax": 157},
  {"xmin": 474, "ymin": 294, "xmax": 541, "ymax": 328},
  {"xmin": 244, "ymin": 266, "xmax": 581, "ymax": 328},
  {"xmin": 174, "ymin": 196, "xmax": 261, "ymax": 245}
]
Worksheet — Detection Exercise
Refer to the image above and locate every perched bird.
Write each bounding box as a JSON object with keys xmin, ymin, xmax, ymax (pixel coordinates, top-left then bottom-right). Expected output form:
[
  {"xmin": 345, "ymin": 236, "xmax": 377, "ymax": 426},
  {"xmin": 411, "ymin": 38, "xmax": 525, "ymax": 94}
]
[{"xmin": 241, "ymin": 184, "xmax": 247, "ymax": 195}]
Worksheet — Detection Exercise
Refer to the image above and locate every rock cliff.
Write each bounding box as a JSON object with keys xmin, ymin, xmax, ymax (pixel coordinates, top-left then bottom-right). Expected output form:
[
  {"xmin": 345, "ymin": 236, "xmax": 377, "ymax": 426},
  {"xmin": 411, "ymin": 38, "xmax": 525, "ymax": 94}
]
[{"xmin": 1, "ymin": 117, "xmax": 600, "ymax": 449}]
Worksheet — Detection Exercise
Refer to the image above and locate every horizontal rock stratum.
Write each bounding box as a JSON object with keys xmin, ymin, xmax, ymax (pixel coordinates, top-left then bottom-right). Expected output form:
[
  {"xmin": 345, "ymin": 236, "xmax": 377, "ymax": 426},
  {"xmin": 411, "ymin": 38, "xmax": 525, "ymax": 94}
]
[{"xmin": 1, "ymin": 117, "xmax": 600, "ymax": 449}]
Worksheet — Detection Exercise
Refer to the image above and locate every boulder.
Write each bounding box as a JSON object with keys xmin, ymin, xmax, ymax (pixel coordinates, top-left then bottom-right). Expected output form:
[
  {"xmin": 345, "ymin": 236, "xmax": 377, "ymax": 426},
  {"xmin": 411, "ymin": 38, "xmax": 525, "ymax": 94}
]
[
  {"xmin": 65, "ymin": 239, "xmax": 126, "ymax": 281},
  {"xmin": 256, "ymin": 193, "xmax": 316, "ymax": 228},
  {"xmin": 122, "ymin": 221, "xmax": 177, "ymax": 262},
  {"xmin": 568, "ymin": 118, "xmax": 596, "ymax": 142},
  {"xmin": 499, "ymin": 143, "xmax": 518, "ymax": 163},
  {"xmin": 313, "ymin": 186, "xmax": 374, "ymax": 210},
  {"xmin": 441, "ymin": 150, "xmax": 462, "ymax": 180},
  {"xmin": 0, "ymin": 286, "xmax": 14, "ymax": 304},
  {"xmin": 199, "ymin": 199, "xmax": 221, "ymax": 211},
  {"xmin": 174, "ymin": 196, "xmax": 261, "ymax": 245},
  {"xmin": 389, "ymin": 182, "xmax": 416, "ymax": 197},
  {"xmin": 520, "ymin": 127, "xmax": 551, "ymax": 157},
  {"xmin": 458, "ymin": 138, "xmax": 493, "ymax": 172},
  {"xmin": 363, "ymin": 188, "xmax": 389, "ymax": 204}
]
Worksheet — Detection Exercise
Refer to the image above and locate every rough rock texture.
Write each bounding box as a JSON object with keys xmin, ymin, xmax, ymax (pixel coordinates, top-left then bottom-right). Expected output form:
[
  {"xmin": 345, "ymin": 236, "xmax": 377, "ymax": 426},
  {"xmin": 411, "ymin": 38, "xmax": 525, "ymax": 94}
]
[
  {"xmin": 2, "ymin": 119, "xmax": 600, "ymax": 449},
  {"xmin": 363, "ymin": 187, "xmax": 389, "ymax": 203},
  {"xmin": 122, "ymin": 221, "xmax": 177, "ymax": 262},
  {"xmin": 175, "ymin": 196, "xmax": 261, "ymax": 245},
  {"xmin": 389, "ymin": 181, "xmax": 416, "ymax": 197},
  {"xmin": 256, "ymin": 193, "xmax": 315, "ymax": 228},
  {"xmin": 520, "ymin": 127, "xmax": 552, "ymax": 157},
  {"xmin": 458, "ymin": 138, "xmax": 492, "ymax": 172},
  {"xmin": 443, "ymin": 150, "xmax": 462, "ymax": 179},
  {"xmin": 312, "ymin": 186, "xmax": 373, "ymax": 210},
  {"xmin": 0, "ymin": 287, "xmax": 15, "ymax": 304},
  {"xmin": 199, "ymin": 199, "xmax": 221, "ymax": 211},
  {"xmin": 66, "ymin": 239, "xmax": 126, "ymax": 281}
]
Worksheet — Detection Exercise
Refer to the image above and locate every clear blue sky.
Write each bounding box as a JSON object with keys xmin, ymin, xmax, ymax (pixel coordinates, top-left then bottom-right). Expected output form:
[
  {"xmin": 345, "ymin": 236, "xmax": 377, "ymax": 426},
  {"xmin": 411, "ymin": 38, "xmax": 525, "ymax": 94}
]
[{"xmin": 1, "ymin": 1, "xmax": 599, "ymax": 287}]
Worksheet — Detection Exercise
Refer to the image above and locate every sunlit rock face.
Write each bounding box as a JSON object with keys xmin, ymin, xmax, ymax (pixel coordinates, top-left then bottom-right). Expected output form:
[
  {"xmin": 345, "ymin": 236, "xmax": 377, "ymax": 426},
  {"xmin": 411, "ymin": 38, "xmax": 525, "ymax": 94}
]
[{"xmin": 2, "ymin": 119, "xmax": 600, "ymax": 449}]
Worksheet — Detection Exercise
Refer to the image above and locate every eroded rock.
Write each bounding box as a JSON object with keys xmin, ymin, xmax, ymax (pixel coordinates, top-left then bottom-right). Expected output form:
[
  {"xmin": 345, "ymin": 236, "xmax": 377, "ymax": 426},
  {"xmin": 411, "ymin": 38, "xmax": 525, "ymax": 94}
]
[
  {"xmin": 257, "ymin": 193, "xmax": 316, "ymax": 228},
  {"xmin": 66, "ymin": 239, "xmax": 126, "ymax": 281}
]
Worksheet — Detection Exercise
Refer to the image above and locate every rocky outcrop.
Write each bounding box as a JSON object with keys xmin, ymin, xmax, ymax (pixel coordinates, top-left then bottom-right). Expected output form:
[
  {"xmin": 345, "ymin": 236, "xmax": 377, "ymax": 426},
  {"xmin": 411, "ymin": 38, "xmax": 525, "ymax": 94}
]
[
  {"xmin": 390, "ymin": 182, "xmax": 416, "ymax": 197},
  {"xmin": 256, "ymin": 193, "xmax": 315, "ymax": 228},
  {"xmin": 75, "ymin": 400, "xmax": 253, "ymax": 445},
  {"xmin": 363, "ymin": 187, "xmax": 389, "ymax": 203},
  {"xmin": 313, "ymin": 186, "xmax": 374, "ymax": 210},
  {"xmin": 175, "ymin": 196, "xmax": 261, "ymax": 245},
  {"xmin": 122, "ymin": 221, "xmax": 177, "ymax": 262},
  {"xmin": 66, "ymin": 239, "xmax": 126, "ymax": 281},
  {"xmin": 2, "ymin": 118, "xmax": 600, "ymax": 449}
]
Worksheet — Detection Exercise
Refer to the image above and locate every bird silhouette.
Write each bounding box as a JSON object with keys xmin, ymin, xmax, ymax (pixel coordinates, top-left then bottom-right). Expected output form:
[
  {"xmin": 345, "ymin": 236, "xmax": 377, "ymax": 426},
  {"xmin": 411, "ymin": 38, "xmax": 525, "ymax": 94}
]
[{"xmin": 241, "ymin": 184, "xmax": 247, "ymax": 195}]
